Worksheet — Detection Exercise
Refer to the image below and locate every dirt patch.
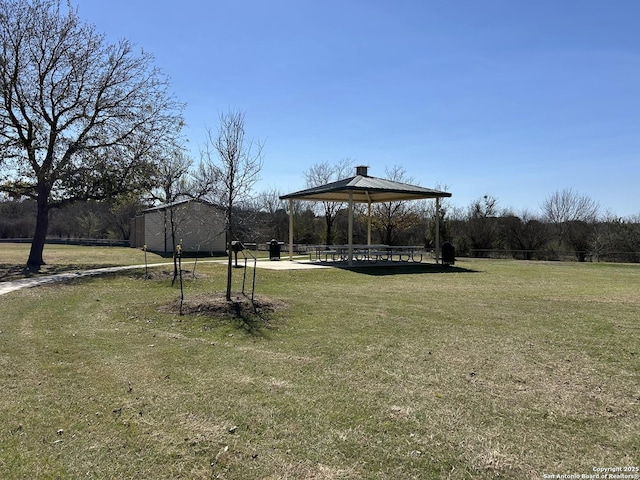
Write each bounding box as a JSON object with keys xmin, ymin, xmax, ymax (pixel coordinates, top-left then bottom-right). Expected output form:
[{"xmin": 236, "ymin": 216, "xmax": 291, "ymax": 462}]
[{"xmin": 160, "ymin": 292, "xmax": 286, "ymax": 320}]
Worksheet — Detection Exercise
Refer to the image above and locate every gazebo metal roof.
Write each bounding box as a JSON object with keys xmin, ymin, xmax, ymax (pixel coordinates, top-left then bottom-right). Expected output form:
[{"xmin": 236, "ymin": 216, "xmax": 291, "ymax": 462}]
[
  {"xmin": 280, "ymin": 172, "xmax": 451, "ymax": 203},
  {"xmin": 279, "ymin": 166, "xmax": 452, "ymax": 266}
]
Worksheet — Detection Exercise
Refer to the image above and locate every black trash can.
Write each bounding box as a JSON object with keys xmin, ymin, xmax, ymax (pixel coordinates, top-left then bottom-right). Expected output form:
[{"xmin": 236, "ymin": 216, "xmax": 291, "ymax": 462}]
[
  {"xmin": 269, "ymin": 239, "xmax": 281, "ymax": 261},
  {"xmin": 231, "ymin": 241, "xmax": 244, "ymax": 253},
  {"xmin": 442, "ymin": 241, "xmax": 455, "ymax": 265}
]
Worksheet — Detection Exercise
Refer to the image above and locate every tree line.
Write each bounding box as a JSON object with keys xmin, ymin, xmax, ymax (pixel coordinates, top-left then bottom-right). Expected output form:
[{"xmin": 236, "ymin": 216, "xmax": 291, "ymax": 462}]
[{"xmin": 2, "ymin": 175, "xmax": 639, "ymax": 263}]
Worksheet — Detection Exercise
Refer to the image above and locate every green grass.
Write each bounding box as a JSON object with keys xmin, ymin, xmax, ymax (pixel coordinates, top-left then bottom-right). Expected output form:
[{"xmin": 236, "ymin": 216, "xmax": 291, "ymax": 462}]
[
  {"xmin": 1, "ymin": 244, "xmax": 639, "ymax": 479},
  {"xmin": 0, "ymin": 243, "xmax": 167, "ymax": 281}
]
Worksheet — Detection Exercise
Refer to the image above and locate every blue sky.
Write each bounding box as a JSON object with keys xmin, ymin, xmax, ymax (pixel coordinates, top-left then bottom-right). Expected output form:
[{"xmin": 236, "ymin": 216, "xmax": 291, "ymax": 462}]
[{"xmin": 72, "ymin": 0, "xmax": 639, "ymax": 217}]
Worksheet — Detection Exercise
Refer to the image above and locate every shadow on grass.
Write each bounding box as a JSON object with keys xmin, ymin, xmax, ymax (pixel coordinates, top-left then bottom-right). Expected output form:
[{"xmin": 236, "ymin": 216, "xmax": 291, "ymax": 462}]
[
  {"xmin": 0, "ymin": 264, "xmax": 26, "ymax": 281},
  {"xmin": 230, "ymin": 308, "xmax": 273, "ymax": 337},
  {"xmin": 0, "ymin": 263, "xmax": 119, "ymax": 281},
  {"xmin": 338, "ymin": 263, "xmax": 479, "ymax": 276}
]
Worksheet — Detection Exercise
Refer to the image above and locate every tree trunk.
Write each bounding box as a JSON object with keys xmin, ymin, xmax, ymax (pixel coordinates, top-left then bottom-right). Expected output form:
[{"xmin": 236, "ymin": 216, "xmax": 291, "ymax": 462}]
[
  {"xmin": 224, "ymin": 187, "xmax": 233, "ymax": 300},
  {"xmin": 226, "ymin": 238, "xmax": 232, "ymax": 301},
  {"xmin": 325, "ymin": 217, "xmax": 332, "ymax": 245},
  {"xmin": 170, "ymin": 209, "xmax": 178, "ymax": 281},
  {"xmin": 27, "ymin": 188, "xmax": 50, "ymax": 270},
  {"xmin": 385, "ymin": 225, "xmax": 394, "ymax": 246}
]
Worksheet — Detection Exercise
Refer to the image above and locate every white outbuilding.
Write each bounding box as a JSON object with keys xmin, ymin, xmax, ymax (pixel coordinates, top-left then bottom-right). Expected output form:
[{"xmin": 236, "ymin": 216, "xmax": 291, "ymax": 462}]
[{"xmin": 130, "ymin": 199, "xmax": 226, "ymax": 255}]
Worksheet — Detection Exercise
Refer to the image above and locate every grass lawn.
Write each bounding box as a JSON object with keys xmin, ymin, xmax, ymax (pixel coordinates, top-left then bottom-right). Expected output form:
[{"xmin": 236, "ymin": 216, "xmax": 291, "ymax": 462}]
[
  {"xmin": 0, "ymin": 244, "xmax": 639, "ymax": 478},
  {"xmin": 0, "ymin": 243, "xmax": 168, "ymax": 281}
]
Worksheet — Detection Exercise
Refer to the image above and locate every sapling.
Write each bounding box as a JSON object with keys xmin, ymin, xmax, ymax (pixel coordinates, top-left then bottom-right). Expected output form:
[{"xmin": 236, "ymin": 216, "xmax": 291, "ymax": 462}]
[{"xmin": 177, "ymin": 243, "xmax": 184, "ymax": 316}]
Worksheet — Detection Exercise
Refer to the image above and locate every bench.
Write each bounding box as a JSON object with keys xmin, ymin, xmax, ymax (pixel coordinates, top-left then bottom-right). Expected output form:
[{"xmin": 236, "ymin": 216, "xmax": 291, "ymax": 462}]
[{"xmin": 310, "ymin": 249, "xmax": 339, "ymax": 262}]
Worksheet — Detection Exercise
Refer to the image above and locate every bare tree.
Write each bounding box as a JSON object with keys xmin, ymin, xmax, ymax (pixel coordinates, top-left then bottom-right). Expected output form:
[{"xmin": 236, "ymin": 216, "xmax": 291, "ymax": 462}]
[
  {"xmin": 370, "ymin": 165, "xmax": 422, "ymax": 245},
  {"xmin": 303, "ymin": 158, "xmax": 352, "ymax": 245},
  {"xmin": 422, "ymin": 182, "xmax": 451, "ymax": 249},
  {"xmin": 0, "ymin": 0, "xmax": 183, "ymax": 269},
  {"xmin": 107, "ymin": 194, "xmax": 147, "ymax": 240},
  {"xmin": 152, "ymin": 148, "xmax": 192, "ymax": 208},
  {"xmin": 198, "ymin": 110, "xmax": 263, "ymax": 300},
  {"xmin": 153, "ymin": 147, "xmax": 192, "ymax": 244},
  {"xmin": 465, "ymin": 195, "xmax": 500, "ymax": 256},
  {"xmin": 543, "ymin": 189, "xmax": 600, "ymax": 225},
  {"xmin": 542, "ymin": 189, "xmax": 600, "ymax": 261},
  {"xmin": 499, "ymin": 209, "xmax": 551, "ymax": 260},
  {"xmin": 595, "ymin": 214, "xmax": 640, "ymax": 263},
  {"xmin": 256, "ymin": 187, "xmax": 289, "ymax": 241},
  {"xmin": 151, "ymin": 146, "xmax": 192, "ymax": 280}
]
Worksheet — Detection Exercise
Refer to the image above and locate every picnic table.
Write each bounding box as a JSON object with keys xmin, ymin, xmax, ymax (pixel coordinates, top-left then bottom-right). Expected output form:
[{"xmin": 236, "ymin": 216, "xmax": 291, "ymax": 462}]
[{"xmin": 308, "ymin": 245, "xmax": 427, "ymax": 263}]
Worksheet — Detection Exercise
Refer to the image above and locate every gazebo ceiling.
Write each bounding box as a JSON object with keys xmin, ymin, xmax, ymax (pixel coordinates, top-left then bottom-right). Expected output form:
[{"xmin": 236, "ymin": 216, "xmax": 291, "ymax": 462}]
[{"xmin": 279, "ymin": 172, "xmax": 452, "ymax": 204}]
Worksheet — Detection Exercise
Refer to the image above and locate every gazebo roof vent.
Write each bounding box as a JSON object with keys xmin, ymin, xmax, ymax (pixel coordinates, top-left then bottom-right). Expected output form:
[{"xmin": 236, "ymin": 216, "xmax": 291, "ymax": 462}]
[{"xmin": 356, "ymin": 165, "xmax": 369, "ymax": 176}]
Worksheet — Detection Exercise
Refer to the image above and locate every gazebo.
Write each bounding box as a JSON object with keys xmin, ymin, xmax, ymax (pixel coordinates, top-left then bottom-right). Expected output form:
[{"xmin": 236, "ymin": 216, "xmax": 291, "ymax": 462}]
[{"xmin": 279, "ymin": 166, "xmax": 452, "ymax": 266}]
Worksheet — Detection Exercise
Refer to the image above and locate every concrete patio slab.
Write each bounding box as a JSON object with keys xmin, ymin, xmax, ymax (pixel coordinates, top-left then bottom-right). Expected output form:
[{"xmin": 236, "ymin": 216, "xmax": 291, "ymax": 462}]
[{"xmin": 252, "ymin": 259, "xmax": 331, "ymax": 270}]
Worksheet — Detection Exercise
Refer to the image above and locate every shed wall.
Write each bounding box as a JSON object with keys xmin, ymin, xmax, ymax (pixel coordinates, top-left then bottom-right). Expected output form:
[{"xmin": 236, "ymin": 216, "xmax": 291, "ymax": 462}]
[
  {"xmin": 129, "ymin": 215, "xmax": 145, "ymax": 248},
  {"xmin": 142, "ymin": 203, "xmax": 226, "ymax": 254}
]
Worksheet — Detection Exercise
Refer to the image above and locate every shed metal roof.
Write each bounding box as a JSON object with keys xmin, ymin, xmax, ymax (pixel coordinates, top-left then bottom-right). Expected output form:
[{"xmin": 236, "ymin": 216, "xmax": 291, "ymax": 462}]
[{"xmin": 142, "ymin": 198, "xmax": 220, "ymax": 213}]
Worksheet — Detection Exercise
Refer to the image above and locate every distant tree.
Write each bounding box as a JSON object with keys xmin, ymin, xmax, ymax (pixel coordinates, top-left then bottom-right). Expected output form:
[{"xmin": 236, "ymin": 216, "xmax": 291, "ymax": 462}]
[
  {"xmin": 422, "ymin": 201, "xmax": 447, "ymax": 249},
  {"xmin": 106, "ymin": 194, "xmax": 149, "ymax": 240},
  {"xmin": 444, "ymin": 205, "xmax": 469, "ymax": 255},
  {"xmin": 0, "ymin": 0, "xmax": 183, "ymax": 269},
  {"xmin": 0, "ymin": 199, "xmax": 35, "ymax": 238},
  {"xmin": 370, "ymin": 165, "xmax": 422, "ymax": 245},
  {"xmin": 77, "ymin": 210, "xmax": 101, "ymax": 238},
  {"xmin": 256, "ymin": 187, "xmax": 289, "ymax": 241},
  {"xmin": 465, "ymin": 195, "xmax": 500, "ymax": 257},
  {"xmin": 591, "ymin": 214, "xmax": 640, "ymax": 263},
  {"xmin": 291, "ymin": 202, "xmax": 320, "ymax": 245},
  {"xmin": 542, "ymin": 189, "xmax": 599, "ymax": 261},
  {"xmin": 499, "ymin": 210, "xmax": 551, "ymax": 260},
  {"xmin": 303, "ymin": 158, "xmax": 353, "ymax": 245},
  {"xmin": 48, "ymin": 200, "xmax": 111, "ymax": 238},
  {"xmin": 336, "ymin": 204, "xmax": 369, "ymax": 244},
  {"xmin": 423, "ymin": 182, "xmax": 452, "ymax": 249},
  {"xmin": 197, "ymin": 110, "xmax": 263, "ymax": 300}
]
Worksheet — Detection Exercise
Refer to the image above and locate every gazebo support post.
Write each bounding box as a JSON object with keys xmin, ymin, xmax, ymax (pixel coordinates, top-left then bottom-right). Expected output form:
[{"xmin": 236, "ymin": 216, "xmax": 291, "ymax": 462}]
[
  {"xmin": 367, "ymin": 199, "xmax": 372, "ymax": 246},
  {"xmin": 435, "ymin": 197, "xmax": 440, "ymax": 264},
  {"xmin": 348, "ymin": 192, "xmax": 354, "ymax": 266},
  {"xmin": 288, "ymin": 199, "xmax": 294, "ymax": 261}
]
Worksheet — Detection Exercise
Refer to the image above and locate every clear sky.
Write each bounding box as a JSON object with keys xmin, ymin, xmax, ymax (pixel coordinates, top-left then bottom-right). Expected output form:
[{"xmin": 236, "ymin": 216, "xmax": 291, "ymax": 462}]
[{"xmin": 71, "ymin": 0, "xmax": 639, "ymax": 217}]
